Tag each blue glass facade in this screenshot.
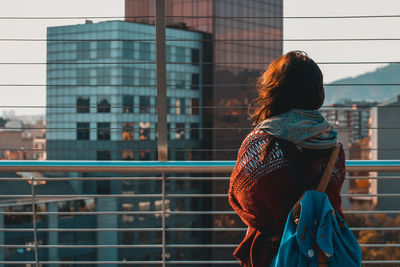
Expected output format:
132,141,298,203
47,20,204,161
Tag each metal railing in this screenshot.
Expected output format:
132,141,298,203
0,160,399,265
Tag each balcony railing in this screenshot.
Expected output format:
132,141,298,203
0,160,399,265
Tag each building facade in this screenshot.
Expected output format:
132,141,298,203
46,20,211,263
369,95,400,211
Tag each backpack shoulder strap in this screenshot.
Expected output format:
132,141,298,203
316,144,341,192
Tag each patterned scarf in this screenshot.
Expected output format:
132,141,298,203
255,109,337,149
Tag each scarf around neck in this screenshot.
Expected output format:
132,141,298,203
255,109,337,149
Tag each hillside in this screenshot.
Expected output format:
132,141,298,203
325,64,400,104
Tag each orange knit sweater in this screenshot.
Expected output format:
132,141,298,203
229,129,345,267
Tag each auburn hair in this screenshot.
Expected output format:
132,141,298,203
249,51,325,160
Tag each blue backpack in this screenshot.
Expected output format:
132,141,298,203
271,143,361,267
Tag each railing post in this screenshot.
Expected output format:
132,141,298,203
156,0,168,161
161,172,166,267
30,176,39,267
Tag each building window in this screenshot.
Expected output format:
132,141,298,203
175,98,185,114
139,96,151,114
77,68,90,85
97,40,111,58
97,98,111,113
190,123,199,140
191,48,200,65
76,97,90,113
122,122,134,141
97,67,111,85
97,150,111,160
191,73,199,90
122,68,134,85
139,42,151,61
122,41,135,59
190,98,199,115
77,41,90,59
77,123,90,140
122,150,134,160
97,123,110,140
139,122,150,140
175,72,186,89
139,150,151,160
167,97,173,114
166,45,173,62
122,95,133,113
175,123,185,140
176,47,186,63
139,69,151,86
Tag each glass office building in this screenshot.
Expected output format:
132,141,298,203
46,20,210,262
47,20,206,162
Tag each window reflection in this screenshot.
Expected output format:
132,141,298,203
190,123,199,140
97,122,111,140
122,95,134,113
175,98,185,114
97,150,111,160
139,150,151,160
122,122,134,141
77,122,90,140
190,98,199,115
175,123,185,140
122,150,134,160
139,122,150,140
97,97,111,113
139,96,151,114
76,97,90,113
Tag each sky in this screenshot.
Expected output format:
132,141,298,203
1,0,400,116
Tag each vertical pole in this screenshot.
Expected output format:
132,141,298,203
156,0,168,161
30,177,39,267
161,172,166,267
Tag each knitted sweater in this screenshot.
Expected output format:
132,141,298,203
228,129,346,267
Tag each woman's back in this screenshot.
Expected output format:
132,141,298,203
229,129,345,266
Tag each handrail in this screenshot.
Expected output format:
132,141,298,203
0,160,400,172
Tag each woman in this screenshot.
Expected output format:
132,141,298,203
228,51,346,266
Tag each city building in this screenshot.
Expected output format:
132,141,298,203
0,119,46,160
369,95,400,211
46,20,211,262
321,100,378,143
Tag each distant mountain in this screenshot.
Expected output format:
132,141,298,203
325,63,400,104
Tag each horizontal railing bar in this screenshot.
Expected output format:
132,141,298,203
0,194,163,198
1,160,400,173
0,177,230,181
1,210,399,216
1,193,400,199
1,227,399,232
1,211,162,215
1,244,398,249
1,176,400,182
0,261,398,265
0,261,163,265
